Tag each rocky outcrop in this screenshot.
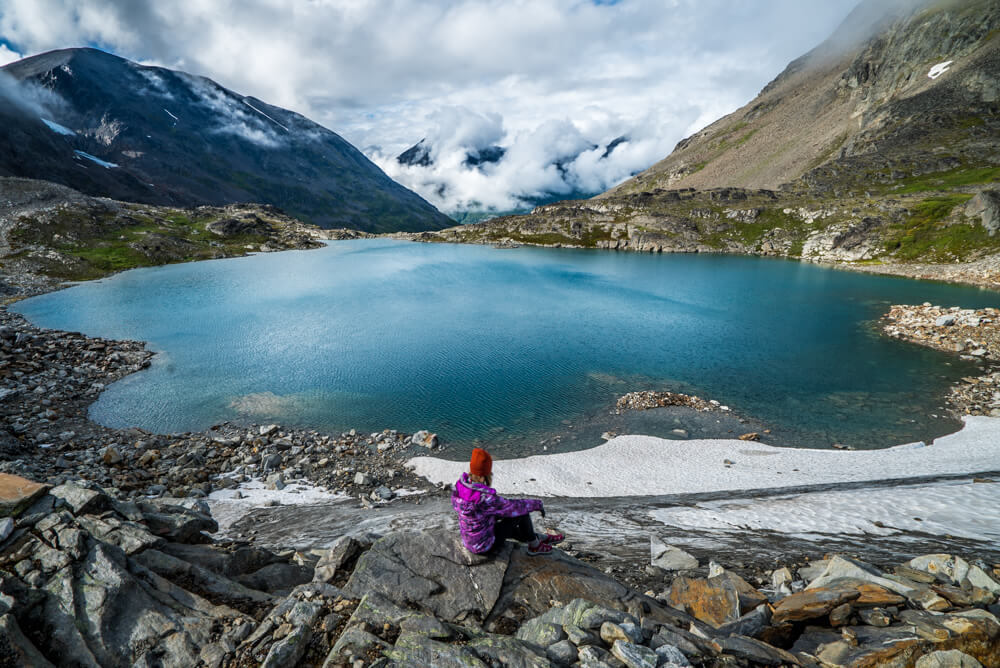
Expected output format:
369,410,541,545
345,527,677,633
0,178,326,291
966,189,1000,236
4,479,1000,666
882,304,1000,416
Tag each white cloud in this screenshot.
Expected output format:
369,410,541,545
0,44,22,66
0,0,865,212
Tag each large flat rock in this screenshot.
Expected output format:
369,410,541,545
0,473,50,517
346,528,512,626
346,527,685,632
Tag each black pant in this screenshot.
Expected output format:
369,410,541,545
493,514,536,545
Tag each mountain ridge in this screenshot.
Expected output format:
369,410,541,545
408,0,1000,279
0,48,452,233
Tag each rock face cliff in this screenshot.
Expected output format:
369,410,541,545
608,0,1000,195
426,0,1000,272
0,48,452,233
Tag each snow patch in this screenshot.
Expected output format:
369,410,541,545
73,150,118,169
242,99,289,132
928,61,953,79
649,478,1000,542
408,416,1000,498
40,118,75,136
207,477,347,533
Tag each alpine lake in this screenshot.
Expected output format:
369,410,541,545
13,239,1000,457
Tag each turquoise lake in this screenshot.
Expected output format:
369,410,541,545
12,239,1000,455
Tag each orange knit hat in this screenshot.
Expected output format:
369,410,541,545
470,448,493,477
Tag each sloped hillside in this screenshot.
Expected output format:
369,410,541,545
0,48,452,233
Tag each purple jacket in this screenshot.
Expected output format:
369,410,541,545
452,472,543,554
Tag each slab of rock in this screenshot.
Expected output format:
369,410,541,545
50,482,110,515
807,555,918,597
326,626,390,665
467,633,550,668
651,537,699,571
0,613,55,667
313,535,365,584
387,631,487,668
772,585,861,624
0,473,50,517
346,528,511,625
667,575,740,627
966,189,1000,236
134,548,274,607
611,639,659,668
487,542,667,631
916,649,984,668
138,500,218,543
716,635,801,667
716,604,771,639
22,540,247,667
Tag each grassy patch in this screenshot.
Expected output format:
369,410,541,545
893,166,1000,194
881,194,995,260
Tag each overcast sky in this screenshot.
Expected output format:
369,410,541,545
0,0,862,213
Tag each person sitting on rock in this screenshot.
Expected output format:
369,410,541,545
452,447,563,556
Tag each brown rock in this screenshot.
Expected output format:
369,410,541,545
714,570,768,614
0,474,50,517
830,602,853,627
772,585,861,624
667,576,740,628
854,582,906,608
739,432,760,441
932,584,994,607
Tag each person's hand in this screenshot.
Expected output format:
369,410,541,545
539,506,546,518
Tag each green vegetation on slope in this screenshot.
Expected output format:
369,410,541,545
880,194,1000,261
9,204,309,281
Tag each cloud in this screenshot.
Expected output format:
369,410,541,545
0,0,866,210
176,72,286,147
0,44,22,66
0,70,65,119
369,106,690,213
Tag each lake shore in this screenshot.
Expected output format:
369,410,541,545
1,242,998,564
5,249,1000,667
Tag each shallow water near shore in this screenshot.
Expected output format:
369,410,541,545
12,239,1000,456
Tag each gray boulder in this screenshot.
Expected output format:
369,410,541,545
966,189,1000,236
137,500,218,543
50,481,109,515
346,528,511,626
387,632,487,668
346,528,674,633
313,535,366,584
916,649,984,668
650,537,699,571
234,562,313,594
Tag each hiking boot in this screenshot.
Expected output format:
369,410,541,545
541,532,565,545
527,542,553,556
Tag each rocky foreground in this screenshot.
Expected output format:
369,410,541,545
1,473,999,667
882,305,1000,417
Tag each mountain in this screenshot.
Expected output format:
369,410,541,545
422,0,1000,267
397,139,506,169
0,48,452,233
608,0,998,196
394,134,629,223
